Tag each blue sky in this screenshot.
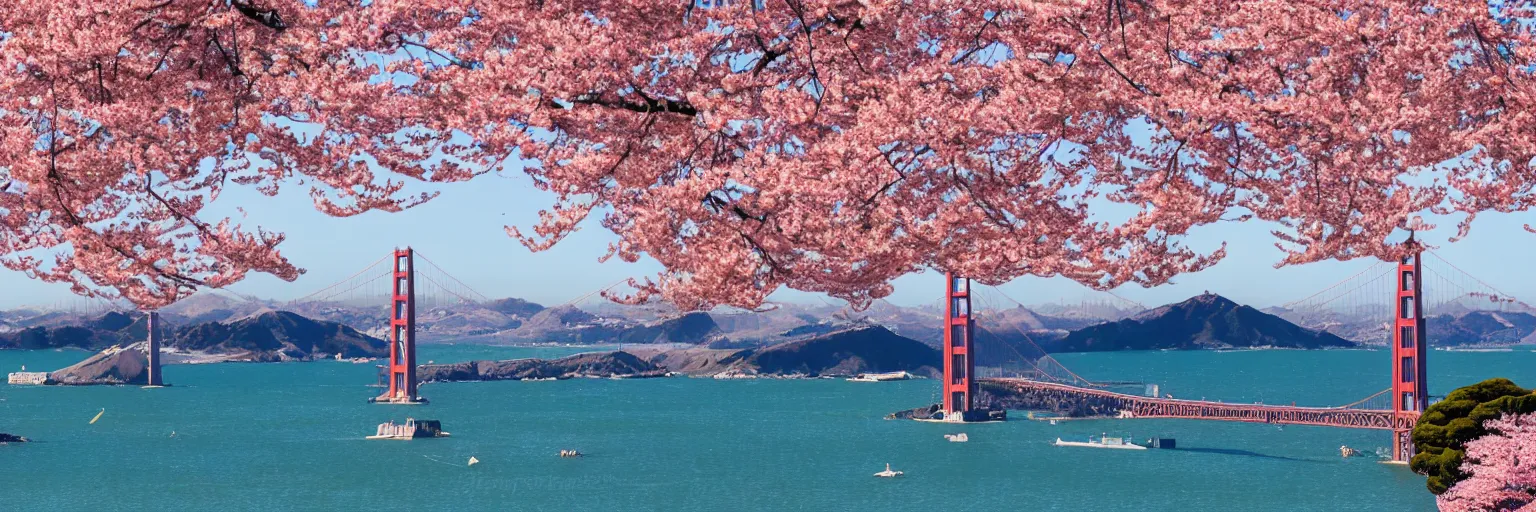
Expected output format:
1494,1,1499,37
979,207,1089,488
1,169,1532,311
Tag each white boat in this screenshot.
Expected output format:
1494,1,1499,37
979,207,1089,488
944,433,968,442
847,371,913,382
874,463,904,477
1053,433,1146,450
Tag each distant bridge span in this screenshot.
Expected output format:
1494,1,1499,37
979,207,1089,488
983,378,1419,431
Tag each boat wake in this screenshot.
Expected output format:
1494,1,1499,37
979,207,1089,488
1175,447,1323,463
421,455,467,468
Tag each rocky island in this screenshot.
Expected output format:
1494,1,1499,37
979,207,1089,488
887,380,1129,421
635,324,941,379
418,351,668,382
49,343,155,385
417,324,943,382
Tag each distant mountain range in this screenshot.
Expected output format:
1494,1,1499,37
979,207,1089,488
1269,299,1536,348
1427,311,1536,347
0,310,385,362
6,286,1533,373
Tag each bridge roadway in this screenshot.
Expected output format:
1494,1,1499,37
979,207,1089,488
983,378,1419,431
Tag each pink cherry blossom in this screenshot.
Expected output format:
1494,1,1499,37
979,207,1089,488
3,1,1535,310
1439,413,1536,512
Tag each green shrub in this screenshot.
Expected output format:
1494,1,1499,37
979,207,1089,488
1411,378,1536,494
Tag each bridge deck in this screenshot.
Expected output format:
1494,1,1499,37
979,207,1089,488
985,378,1418,431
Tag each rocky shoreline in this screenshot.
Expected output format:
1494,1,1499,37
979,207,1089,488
43,340,371,386
48,343,153,385
418,351,670,382
629,325,942,379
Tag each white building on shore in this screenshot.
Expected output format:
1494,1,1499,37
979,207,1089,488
8,371,49,385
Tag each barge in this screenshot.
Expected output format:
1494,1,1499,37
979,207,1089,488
1054,433,1147,450
847,371,913,382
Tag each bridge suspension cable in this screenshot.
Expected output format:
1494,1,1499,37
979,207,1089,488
412,250,493,308
284,255,393,306
1424,251,1534,312
543,277,676,320
1338,389,1394,411
282,249,502,312
967,285,1143,389
1279,260,1391,311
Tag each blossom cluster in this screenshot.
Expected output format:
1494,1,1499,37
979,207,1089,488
1439,413,1536,512
3,1,1534,309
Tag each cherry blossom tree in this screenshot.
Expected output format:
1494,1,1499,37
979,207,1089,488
3,1,1535,310
1438,412,1536,512
0,0,486,306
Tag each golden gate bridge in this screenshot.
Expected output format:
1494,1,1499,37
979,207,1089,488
252,240,1525,464
941,243,1529,464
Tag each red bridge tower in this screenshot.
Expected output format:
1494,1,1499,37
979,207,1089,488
374,247,425,404
1390,239,1428,462
943,273,976,418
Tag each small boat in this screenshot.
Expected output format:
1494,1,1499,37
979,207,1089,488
89,409,105,425
847,371,913,382
366,418,450,440
1053,433,1146,450
1048,419,1057,425
468,457,480,466
559,450,583,458
1340,445,1360,458
874,463,904,478
944,433,968,443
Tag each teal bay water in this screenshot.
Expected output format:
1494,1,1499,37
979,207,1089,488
5,345,1535,511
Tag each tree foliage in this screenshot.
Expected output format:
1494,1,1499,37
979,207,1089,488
1437,412,1536,512
3,1,1536,310
1413,378,1536,495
